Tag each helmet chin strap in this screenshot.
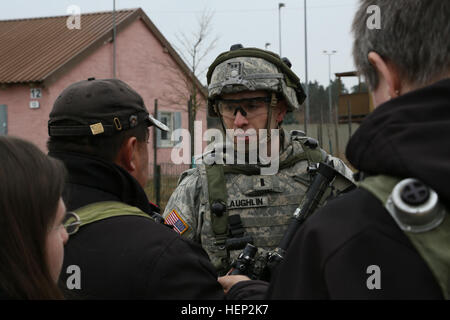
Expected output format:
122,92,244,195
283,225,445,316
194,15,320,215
215,104,228,139
266,92,278,142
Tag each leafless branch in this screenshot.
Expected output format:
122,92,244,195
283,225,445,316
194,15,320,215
148,8,219,120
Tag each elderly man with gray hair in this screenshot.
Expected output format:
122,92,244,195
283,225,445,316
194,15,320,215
221,0,450,299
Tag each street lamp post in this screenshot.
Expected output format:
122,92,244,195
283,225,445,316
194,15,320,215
113,0,117,78
278,3,285,56
304,0,309,135
323,50,337,122
323,50,337,154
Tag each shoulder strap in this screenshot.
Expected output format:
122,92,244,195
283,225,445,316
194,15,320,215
204,165,229,236
74,201,153,229
360,175,450,299
358,175,400,203
204,164,230,270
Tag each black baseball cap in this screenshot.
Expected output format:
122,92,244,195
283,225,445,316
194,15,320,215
48,78,169,137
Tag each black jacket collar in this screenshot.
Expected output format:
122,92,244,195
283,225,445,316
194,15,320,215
347,78,450,203
49,152,158,215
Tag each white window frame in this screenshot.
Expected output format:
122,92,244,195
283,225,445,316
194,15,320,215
159,111,174,147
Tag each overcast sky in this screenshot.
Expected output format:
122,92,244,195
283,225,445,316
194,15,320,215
0,0,361,89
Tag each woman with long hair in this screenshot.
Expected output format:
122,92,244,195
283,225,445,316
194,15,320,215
0,136,69,299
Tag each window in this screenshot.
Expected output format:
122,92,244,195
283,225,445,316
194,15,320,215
159,112,172,145
0,105,7,135
156,111,181,148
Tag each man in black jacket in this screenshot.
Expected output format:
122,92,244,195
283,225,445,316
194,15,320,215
47,78,231,299
265,0,450,299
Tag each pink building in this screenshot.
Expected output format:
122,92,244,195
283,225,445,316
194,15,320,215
0,8,207,166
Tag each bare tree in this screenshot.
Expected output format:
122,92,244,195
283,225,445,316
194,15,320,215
174,8,219,119
152,9,219,121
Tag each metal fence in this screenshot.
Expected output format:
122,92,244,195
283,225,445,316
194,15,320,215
144,163,191,212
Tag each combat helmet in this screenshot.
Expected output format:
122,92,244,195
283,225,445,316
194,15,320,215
206,44,306,118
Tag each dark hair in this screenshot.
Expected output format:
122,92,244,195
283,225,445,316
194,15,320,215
352,0,450,90
47,123,149,162
0,136,67,299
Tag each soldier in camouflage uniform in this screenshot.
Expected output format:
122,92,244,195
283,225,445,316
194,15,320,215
163,45,355,276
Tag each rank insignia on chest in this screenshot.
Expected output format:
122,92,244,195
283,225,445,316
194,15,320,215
164,209,188,235
227,196,268,210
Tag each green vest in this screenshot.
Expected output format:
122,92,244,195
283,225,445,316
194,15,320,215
360,175,450,299
73,201,154,231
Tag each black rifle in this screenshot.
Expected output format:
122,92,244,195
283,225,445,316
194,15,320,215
230,162,338,280
230,243,258,277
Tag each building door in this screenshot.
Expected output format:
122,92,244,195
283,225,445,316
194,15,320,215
0,105,7,135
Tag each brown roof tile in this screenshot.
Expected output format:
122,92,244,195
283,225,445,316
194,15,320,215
0,8,207,99
0,9,137,84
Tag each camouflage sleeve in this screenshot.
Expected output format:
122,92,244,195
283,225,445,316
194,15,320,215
325,155,356,195
327,155,355,184
162,168,203,242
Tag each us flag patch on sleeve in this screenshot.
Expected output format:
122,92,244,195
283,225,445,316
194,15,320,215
164,209,188,235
